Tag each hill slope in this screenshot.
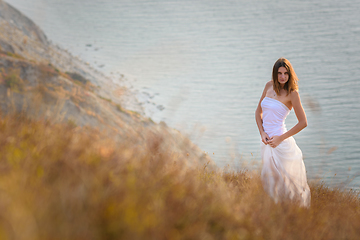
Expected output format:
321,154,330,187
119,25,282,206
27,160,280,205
0,0,212,168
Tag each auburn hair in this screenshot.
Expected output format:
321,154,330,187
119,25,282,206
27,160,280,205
272,58,298,95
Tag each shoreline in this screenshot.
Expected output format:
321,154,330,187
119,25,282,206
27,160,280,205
0,0,215,170
0,0,145,115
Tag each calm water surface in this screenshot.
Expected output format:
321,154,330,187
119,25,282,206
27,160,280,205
6,0,360,188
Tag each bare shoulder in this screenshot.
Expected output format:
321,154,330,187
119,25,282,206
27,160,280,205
290,90,302,105
264,80,273,91
258,81,273,102
265,80,273,88
290,90,300,99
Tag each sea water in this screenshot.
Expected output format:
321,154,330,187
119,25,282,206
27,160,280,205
5,0,360,189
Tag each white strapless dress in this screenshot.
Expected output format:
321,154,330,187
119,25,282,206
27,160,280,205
260,97,311,207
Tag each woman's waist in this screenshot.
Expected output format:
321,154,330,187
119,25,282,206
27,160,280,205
262,124,287,137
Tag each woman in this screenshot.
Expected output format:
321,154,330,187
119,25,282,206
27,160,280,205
255,58,311,207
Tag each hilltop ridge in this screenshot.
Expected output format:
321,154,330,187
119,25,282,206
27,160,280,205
0,0,213,168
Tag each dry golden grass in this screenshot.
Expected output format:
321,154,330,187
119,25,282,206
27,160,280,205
0,114,359,240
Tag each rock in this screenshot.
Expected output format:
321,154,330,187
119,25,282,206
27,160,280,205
0,39,15,53
0,0,48,44
0,0,215,170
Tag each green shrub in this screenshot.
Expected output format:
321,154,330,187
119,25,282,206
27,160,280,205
116,104,124,112
66,72,89,85
6,51,24,59
98,95,112,102
4,69,24,91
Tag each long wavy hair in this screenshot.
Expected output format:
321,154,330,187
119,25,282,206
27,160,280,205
272,58,298,95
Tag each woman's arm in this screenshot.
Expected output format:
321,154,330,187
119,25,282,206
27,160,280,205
255,81,272,145
268,91,307,147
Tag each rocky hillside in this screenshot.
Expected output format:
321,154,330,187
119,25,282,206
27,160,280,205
0,0,139,111
0,0,213,168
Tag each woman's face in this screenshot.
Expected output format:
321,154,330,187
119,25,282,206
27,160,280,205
277,66,289,86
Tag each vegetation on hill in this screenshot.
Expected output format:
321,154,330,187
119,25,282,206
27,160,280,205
0,114,359,240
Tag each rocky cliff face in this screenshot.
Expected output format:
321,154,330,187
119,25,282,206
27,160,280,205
0,0,48,44
0,0,136,110
0,0,213,168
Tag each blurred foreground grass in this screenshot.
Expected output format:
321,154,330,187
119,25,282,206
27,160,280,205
0,114,359,240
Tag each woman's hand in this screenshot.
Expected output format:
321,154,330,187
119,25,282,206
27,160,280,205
268,135,283,148
261,132,270,145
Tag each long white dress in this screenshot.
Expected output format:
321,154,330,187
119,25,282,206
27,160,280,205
260,97,311,207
